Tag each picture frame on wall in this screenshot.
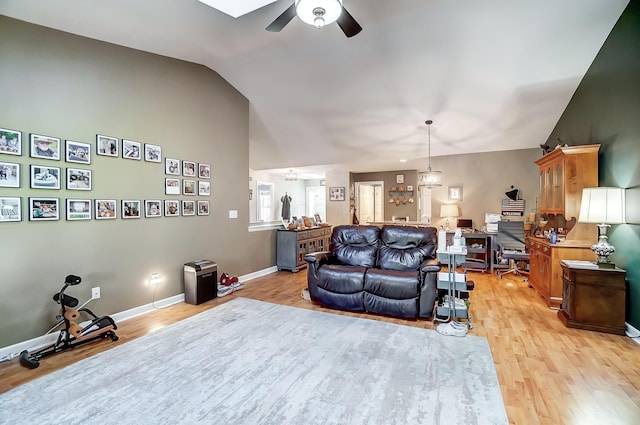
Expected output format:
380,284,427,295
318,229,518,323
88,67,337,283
122,139,142,160
65,140,91,164
66,199,92,221
96,134,119,157
30,134,61,160
95,199,117,219
66,168,92,191
164,200,180,217
183,179,196,195
165,178,181,195
0,197,21,222
30,165,61,190
122,200,141,219
197,200,210,216
0,127,22,156
165,158,181,175
198,163,211,179
198,181,210,196
0,161,20,188
145,200,162,217
329,187,345,201
182,161,196,177
182,200,196,216
144,144,162,163
396,174,404,184
29,197,59,221
448,186,463,201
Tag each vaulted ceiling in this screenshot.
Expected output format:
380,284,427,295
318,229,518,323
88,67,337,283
0,0,629,177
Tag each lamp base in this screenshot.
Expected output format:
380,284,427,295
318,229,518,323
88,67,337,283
591,224,615,267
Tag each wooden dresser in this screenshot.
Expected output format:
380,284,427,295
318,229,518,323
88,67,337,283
528,144,599,308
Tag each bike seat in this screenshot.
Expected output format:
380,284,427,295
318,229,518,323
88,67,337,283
65,275,82,285
53,293,79,307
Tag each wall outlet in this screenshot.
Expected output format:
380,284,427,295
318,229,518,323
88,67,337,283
92,287,101,299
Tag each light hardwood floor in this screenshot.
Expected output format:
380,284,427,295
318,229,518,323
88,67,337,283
1,270,639,424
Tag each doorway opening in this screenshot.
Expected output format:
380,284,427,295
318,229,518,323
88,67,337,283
355,181,384,224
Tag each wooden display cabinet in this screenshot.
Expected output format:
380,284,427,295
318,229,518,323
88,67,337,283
276,227,332,273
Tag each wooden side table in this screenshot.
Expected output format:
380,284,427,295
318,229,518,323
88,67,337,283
558,261,626,335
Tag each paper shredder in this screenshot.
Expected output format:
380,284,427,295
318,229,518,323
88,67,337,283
183,260,217,305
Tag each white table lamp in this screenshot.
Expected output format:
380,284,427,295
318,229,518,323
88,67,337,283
578,187,625,267
440,204,459,231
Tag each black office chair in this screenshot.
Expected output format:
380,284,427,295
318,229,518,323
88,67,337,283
496,221,530,281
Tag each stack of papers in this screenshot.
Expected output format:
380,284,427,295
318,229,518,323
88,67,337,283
561,260,599,269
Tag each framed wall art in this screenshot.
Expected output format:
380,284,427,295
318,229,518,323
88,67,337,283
164,200,180,217
95,199,117,219
182,161,196,177
0,197,21,222
122,139,142,160
198,163,210,179
29,197,59,221
448,186,463,201
182,200,196,216
329,187,345,201
66,168,92,191
165,178,180,195
0,127,22,156
30,165,61,190
396,174,404,184
198,181,210,196
183,179,196,195
96,134,119,157
145,200,162,217
0,161,20,188
66,199,92,221
30,134,61,160
197,200,210,216
144,144,162,162
165,158,181,175
65,140,91,164
122,200,141,219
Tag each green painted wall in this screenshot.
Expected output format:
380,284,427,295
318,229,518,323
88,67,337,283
545,0,640,328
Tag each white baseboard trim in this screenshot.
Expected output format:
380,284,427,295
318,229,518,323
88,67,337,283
626,322,640,344
0,266,278,363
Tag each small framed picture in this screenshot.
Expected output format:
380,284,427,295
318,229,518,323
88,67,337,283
145,200,162,217
66,168,92,191
66,199,92,221
329,187,345,201
95,199,117,219
30,134,61,160
165,178,181,195
144,144,162,162
182,200,196,216
122,200,141,219
396,174,404,184
164,200,180,217
314,213,322,224
65,140,91,164
0,161,20,188
0,128,22,156
0,197,21,222
197,200,210,216
198,163,211,179
29,197,59,221
96,134,119,157
448,186,463,201
183,179,196,195
198,181,210,196
407,185,414,192
182,161,196,177
30,165,61,190
165,158,181,175
122,139,142,160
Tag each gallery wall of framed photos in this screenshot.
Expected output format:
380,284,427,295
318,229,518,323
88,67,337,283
0,127,212,223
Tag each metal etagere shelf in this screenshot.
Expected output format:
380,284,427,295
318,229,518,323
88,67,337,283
435,247,473,327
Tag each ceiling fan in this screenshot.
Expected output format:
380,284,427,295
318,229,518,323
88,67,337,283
266,0,362,37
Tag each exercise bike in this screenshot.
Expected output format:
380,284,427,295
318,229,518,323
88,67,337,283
19,274,119,369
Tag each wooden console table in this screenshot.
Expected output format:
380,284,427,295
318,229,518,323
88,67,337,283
276,226,332,272
558,261,626,335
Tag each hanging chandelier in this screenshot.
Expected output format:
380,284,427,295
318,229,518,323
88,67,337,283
284,169,298,181
417,119,442,188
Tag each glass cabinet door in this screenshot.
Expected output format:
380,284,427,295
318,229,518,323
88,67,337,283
553,162,563,210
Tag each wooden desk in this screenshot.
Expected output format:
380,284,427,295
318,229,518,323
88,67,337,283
558,262,626,335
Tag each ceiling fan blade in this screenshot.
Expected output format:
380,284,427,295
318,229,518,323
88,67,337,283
266,4,297,32
336,7,362,38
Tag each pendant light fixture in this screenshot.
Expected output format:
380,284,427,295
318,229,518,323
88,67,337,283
284,169,298,181
417,119,442,188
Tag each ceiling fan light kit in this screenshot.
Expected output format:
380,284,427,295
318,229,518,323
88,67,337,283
296,0,342,28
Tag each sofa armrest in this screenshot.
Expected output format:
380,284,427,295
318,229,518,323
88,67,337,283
420,257,441,273
419,257,440,318
304,251,335,301
304,251,333,265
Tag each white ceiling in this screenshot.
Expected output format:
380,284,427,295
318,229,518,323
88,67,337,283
0,0,629,177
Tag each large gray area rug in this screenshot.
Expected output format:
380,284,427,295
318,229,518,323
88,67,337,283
0,298,507,424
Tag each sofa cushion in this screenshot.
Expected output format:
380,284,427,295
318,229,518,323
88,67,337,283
364,268,420,318
331,225,380,267
316,264,367,312
378,225,437,271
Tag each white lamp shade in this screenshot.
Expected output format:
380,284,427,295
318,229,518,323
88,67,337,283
418,170,442,188
440,204,459,218
296,0,343,27
578,187,626,224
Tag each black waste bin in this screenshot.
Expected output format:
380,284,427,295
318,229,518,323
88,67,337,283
183,260,217,305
